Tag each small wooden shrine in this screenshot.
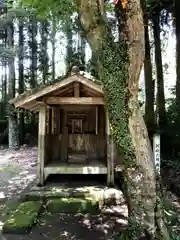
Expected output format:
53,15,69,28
9,67,119,186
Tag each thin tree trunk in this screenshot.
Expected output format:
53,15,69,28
152,13,166,132
51,15,56,81
18,19,24,145
175,0,180,123
90,51,99,78
29,15,37,126
75,0,169,239
77,15,86,71
144,14,154,142
40,20,49,84
65,21,73,73
4,29,7,106
30,15,37,88
7,22,19,149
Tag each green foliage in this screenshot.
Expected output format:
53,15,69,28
162,94,180,158
171,233,180,240
99,38,134,164
21,0,76,21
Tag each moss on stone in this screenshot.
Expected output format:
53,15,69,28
46,197,100,214
3,201,43,234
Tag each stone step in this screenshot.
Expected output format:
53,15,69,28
22,185,124,206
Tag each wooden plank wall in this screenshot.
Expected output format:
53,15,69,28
45,105,109,164
47,134,106,162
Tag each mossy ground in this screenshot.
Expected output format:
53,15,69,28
45,197,100,214
3,201,43,234
2,196,101,234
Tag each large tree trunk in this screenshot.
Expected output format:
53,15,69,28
75,0,169,239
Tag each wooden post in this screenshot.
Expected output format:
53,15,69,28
106,110,115,186
37,105,47,186
61,110,68,162
56,107,60,134
74,82,80,97
51,107,56,134
95,106,98,135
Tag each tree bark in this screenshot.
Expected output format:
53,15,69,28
175,0,180,124
29,14,37,88
143,11,154,142
75,0,169,239
18,19,25,145
40,20,49,84
7,22,19,149
152,13,166,132
51,14,56,82
65,20,73,73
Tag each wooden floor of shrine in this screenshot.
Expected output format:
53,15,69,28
44,160,107,180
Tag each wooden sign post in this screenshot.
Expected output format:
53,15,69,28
153,133,160,174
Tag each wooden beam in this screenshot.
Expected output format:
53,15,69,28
44,97,105,105
74,82,80,97
28,102,50,112
11,74,103,108
81,85,103,96
37,105,46,186
11,75,78,107
78,75,104,94
106,111,115,186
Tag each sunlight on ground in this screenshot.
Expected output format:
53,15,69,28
0,220,4,230
0,147,129,239
0,147,37,235
0,192,5,200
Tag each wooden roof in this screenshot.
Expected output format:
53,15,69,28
9,71,104,112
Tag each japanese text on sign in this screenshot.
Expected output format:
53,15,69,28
153,134,160,174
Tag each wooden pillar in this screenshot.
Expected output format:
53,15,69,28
37,105,47,186
56,107,60,134
95,106,98,135
46,108,51,161
46,108,50,134
51,106,56,134
106,110,115,186
61,110,68,162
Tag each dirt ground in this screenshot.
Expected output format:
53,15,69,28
2,211,128,240
0,146,128,240
1,146,179,239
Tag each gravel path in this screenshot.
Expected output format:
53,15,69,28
0,145,37,237
0,146,37,201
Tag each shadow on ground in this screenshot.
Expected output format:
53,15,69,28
0,147,128,240
3,207,127,240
